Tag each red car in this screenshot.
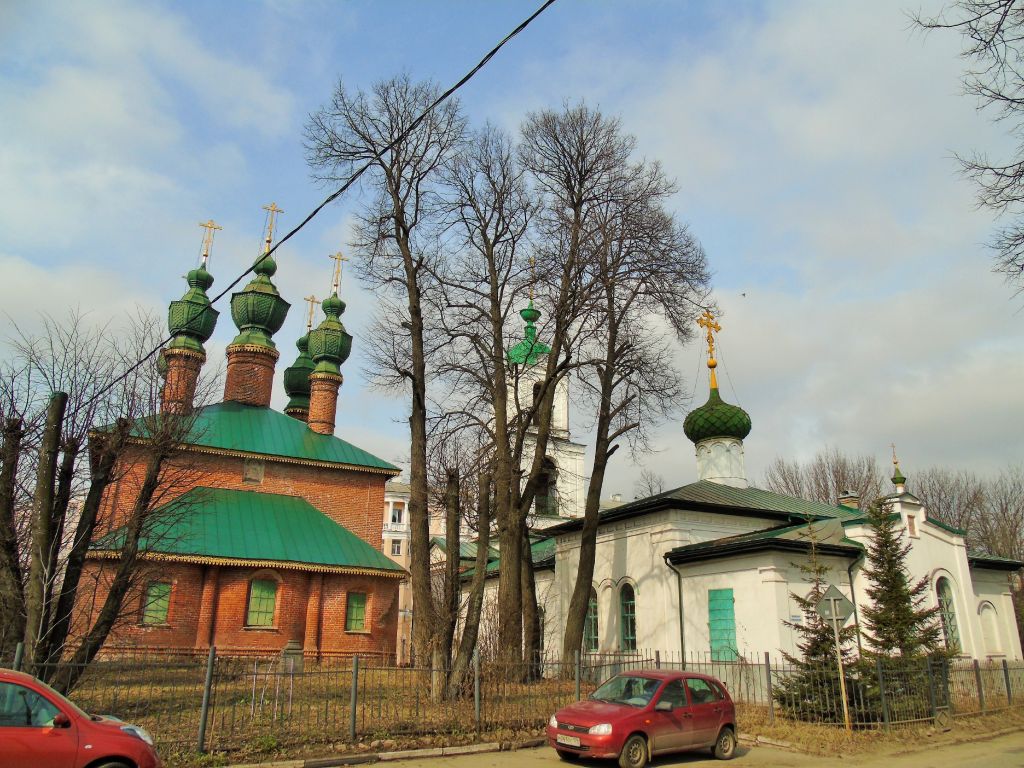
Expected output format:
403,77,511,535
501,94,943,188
0,668,162,768
546,669,737,768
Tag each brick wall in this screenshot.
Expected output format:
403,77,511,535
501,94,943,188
223,345,278,407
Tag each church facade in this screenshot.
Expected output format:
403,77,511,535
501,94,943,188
74,215,404,659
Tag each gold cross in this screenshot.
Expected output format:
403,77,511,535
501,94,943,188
697,310,721,388
304,294,319,331
198,219,222,265
262,202,284,253
891,443,899,466
328,251,348,294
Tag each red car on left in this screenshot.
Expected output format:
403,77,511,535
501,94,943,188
1,668,162,768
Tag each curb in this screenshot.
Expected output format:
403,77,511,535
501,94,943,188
226,738,540,768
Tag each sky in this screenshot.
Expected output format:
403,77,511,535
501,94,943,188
1,0,1021,500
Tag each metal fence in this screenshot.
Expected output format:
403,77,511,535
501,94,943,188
5,645,1024,757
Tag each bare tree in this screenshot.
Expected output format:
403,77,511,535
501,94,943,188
915,1,1024,288
763,448,885,506
914,466,986,539
634,468,666,499
306,75,465,664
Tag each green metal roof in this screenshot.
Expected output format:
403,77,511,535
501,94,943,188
125,401,398,472
666,520,862,565
91,487,404,574
461,536,555,580
431,536,499,563
967,551,1024,570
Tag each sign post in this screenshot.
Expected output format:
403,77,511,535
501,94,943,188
815,584,855,731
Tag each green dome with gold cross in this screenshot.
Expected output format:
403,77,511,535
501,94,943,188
167,219,222,354
229,203,291,349
683,310,752,444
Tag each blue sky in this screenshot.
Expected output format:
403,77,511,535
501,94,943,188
2,0,1022,497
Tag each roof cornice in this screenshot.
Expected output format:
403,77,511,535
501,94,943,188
88,550,407,578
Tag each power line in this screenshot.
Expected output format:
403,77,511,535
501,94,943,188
77,0,559,415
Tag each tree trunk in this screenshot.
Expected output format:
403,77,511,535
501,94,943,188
0,417,26,651
24,391,68,668
441,471,460,668
446,472,491,698
520,526,540,678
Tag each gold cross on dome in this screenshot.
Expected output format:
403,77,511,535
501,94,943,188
198,219,222,265
261,202,284,253
697,310,722,388
304,294,319,331
328,251,348,294
891,443,899,466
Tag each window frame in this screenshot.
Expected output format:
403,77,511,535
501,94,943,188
346,591,367,632
390,539,402,557
619,583,637,652
246,577,279,628
583,587,599,652
936,577,961,653
141,580,172,626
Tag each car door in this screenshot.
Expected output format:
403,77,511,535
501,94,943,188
647,679,693,754
683,677,725,747
0,681,79,768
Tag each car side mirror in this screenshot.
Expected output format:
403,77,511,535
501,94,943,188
654,700,673,712
52,713,71,728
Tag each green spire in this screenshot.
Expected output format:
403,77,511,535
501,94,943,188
683,386,752,444
507,300,551,366
283,333,314,412
167,262,219,355
307,292,352,376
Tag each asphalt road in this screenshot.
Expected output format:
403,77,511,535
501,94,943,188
384,730,1024,768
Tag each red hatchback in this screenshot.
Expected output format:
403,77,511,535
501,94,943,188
0,668,162,768
546,669,737,768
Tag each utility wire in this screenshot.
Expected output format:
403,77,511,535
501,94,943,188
77,0,559,416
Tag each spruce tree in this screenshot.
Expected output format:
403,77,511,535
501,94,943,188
775,520,856,722
860,501,943,657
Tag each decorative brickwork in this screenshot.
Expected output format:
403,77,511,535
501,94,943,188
224,344,279,407
308,372,342,436
161,348,205,414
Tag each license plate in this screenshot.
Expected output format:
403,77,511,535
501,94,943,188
557,734,581,747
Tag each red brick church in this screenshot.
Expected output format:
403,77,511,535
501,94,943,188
73,217,403,658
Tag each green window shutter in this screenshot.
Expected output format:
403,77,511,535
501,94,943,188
619,584,636,652
708,588,738,661
584,588,599,652
142,582,171,625
346,592,367,631
247,579,277,627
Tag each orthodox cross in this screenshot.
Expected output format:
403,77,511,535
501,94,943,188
198,219,222,266
329,251,348,294
261,202,284,253
304,294,319,331
697,309,721,388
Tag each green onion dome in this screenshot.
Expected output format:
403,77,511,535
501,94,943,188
892,463,906,487
167,264,219,354
283,333,314,411
507,300,551,366
229,253,290,349
307,292,352,376
683,387,752,444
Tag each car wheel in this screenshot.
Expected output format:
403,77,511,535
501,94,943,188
618,733,648,768
713,726,737,760
94,763,132,768
556,749,579,762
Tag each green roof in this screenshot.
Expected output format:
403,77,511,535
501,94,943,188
507,302,550,366
462,536,555,580
968,551,1024,571
544,480,858,535
125,401,398,472
91,487,403,574
667,520,863,565
431,536,498,563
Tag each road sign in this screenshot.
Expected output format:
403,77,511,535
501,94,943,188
815,584,854,624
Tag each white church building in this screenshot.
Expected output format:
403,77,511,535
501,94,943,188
489,310,1023,662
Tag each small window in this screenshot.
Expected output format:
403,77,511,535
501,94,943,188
246,579,277,627
584,587,599,652
907,515,917,537
391,503,405,525
142,581,171,625
685,677,723,705
620,583,637,652
391,539,402,557
346,592,367,632
0,683,61,727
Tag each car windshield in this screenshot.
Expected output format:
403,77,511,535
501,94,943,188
590,675,661,707
27,677,90,720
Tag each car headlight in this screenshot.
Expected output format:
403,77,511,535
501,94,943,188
120,725,155,746
549,714,558,728
589,723,612,735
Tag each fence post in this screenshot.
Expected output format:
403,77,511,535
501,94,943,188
655,650,661,670
764,652,775,725
926,658,938,720
875,657,890,731
196,645,216,753
473,650,481,731
349,655,359,742
574,650,581,702
1003,659,1012,706
12,641,24,672
974,660,986,713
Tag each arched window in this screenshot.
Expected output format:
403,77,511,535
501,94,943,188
937,577,960,653
247,577,278,627
979,602,1000,655
620,583,637,652
536,456,559,517
584,587,599,652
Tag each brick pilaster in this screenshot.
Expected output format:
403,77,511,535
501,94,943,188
308,372,342,435
304,573,323,655
224,344,279,407
194,566,220,649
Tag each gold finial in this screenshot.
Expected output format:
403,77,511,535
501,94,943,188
304,294,319,331
328,251,348,294
198,219,222,266
891,443,898,466
528,254,536,301
261,202,284,254
696,309,722,389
